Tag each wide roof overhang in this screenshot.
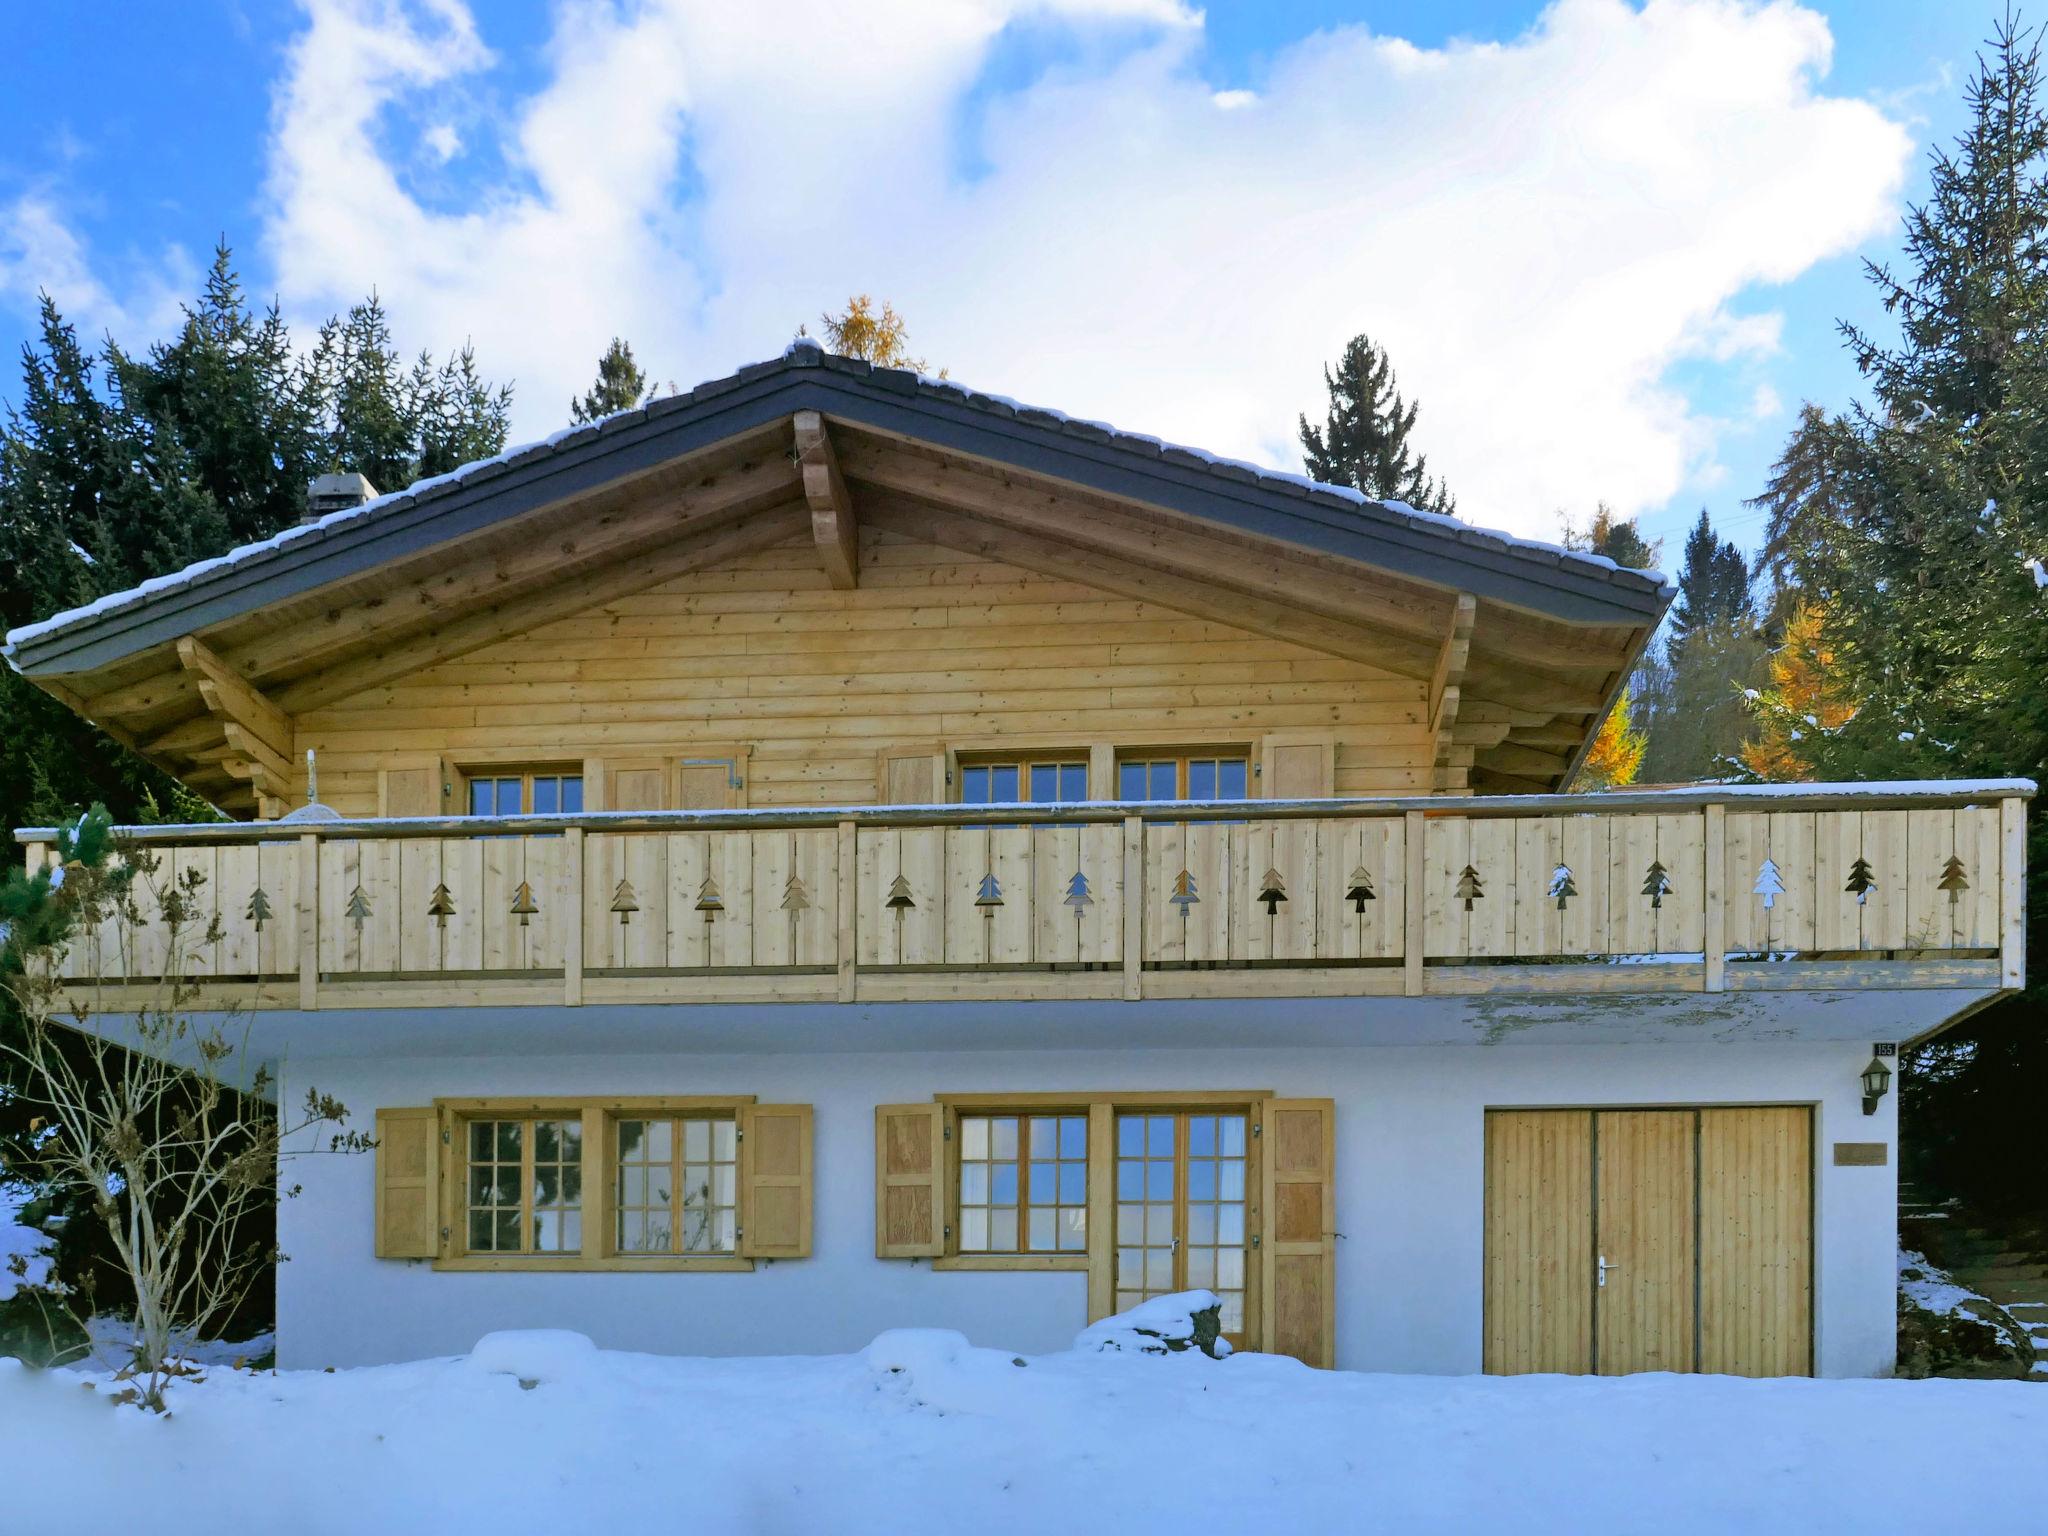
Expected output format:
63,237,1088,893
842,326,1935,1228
5,342,1673,808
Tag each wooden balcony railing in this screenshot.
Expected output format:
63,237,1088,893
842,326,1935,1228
17,781,2029,1010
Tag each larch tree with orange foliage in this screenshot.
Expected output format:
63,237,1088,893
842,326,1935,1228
1740,600,1856,781
1578,686,1648,788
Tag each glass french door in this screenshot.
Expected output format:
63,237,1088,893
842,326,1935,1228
1113,1110,1251,1341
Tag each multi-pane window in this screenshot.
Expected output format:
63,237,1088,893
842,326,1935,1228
957,1113,1088,1253
614,1115,739,1255
466,769,584,816
1117,754,1249,802
959,759,1089,806
1114,1110,1250,1338
464,1117,583,1254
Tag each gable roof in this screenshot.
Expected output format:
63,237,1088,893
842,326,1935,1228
4,340,1673,809
5,339,1667,677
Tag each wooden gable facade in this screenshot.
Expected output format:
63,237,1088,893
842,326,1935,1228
6,343,1669,819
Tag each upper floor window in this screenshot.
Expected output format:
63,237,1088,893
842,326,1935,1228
958,757,1088,806
466,767,584,817
1117,752,1248,802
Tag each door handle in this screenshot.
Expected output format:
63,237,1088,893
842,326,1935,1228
1598,1255,1618,1288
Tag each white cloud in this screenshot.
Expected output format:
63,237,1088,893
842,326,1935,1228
0,193,194,346
47,0,1922,536
421,123,462,165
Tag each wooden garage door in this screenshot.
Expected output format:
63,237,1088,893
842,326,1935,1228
1484,1107,1811,1377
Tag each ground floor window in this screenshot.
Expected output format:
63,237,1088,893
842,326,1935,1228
464,1115,584,1254
956,1112,1088,1254
614,1114,739,1255
878,1092,1322,1357
390,1097,810,1271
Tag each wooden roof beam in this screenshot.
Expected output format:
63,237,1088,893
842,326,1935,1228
794,411,858,590
177,636,292,764
1429,594,1476,768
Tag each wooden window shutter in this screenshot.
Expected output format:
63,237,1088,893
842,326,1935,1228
377,757,447,818
604,758,671,812
677,760,742,810
1260,1098,1336,1367
875,1102,946,1256
374,1106,442,1258
876,746,946,805
737,1103,812,1260
1260,735,1335,800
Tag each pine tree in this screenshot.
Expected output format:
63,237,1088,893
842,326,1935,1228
1299,333,1454,514
570,338,652,424
1668,510,1754,661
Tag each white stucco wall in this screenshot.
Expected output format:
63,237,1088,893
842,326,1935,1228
275,1036,1898,1376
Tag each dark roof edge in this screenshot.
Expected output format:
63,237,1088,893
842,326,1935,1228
6,341,1673,679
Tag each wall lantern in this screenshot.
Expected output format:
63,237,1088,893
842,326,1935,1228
1860,1055,1893,1116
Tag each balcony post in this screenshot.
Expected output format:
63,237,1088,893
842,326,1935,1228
2003,795,2027,989
1403,810,1426,995
1703,803,1726,993
564,826,584,1006
297,832,319,1011
1122,815,1143,1001
837,819,857,1003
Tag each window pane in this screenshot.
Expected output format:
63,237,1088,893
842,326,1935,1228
990,1118,1018,1160
990,764,1019,802
561,777,584,813
1059,1116,1087,1159
961,766,992,805
1218,760,1247,799
1189,759,1217,801
1058,764,1088,802
496,1121,521,1161
990,1208,1019,1251
1028,763,1059,803
1028,1208,1055,1251
962,1117,988,1159
532,777,559,816
962,1207,988,1251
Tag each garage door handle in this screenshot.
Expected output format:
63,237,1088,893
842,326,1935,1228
1598,1255,1619,1288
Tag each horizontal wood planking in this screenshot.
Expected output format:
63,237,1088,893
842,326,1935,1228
295,530,1437,815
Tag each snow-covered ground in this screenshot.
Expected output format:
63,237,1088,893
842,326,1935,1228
3,1313,2045,1535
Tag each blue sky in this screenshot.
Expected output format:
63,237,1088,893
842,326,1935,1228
0,1,1996,562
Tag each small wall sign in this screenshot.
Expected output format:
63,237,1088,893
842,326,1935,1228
1833,1142,1889,1167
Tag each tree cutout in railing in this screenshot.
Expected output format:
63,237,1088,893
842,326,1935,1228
1455,865,1484,913
975,872,1004,908
1844,857,1877,907
345,884,372,935
1345,866,1375,914
509,881,539,927
1063,870,1093,957
781,873,811,913
695,875,725,921
1170,869,1200,919
1548,864,1576,912
245,887,272,932
1754,858,1785,910
1938,855,1969,906
1641,860,1671,910
610,878,639,925
1258,868,1288,917
428,883,457,929
884,874,916,910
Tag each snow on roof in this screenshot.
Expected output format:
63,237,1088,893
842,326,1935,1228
4,338,1670,657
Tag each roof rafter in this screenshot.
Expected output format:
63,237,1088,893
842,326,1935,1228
794,410,858,590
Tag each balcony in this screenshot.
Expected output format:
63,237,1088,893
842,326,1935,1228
19,781,2028,1019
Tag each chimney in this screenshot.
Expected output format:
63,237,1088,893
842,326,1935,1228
305,471,380,524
